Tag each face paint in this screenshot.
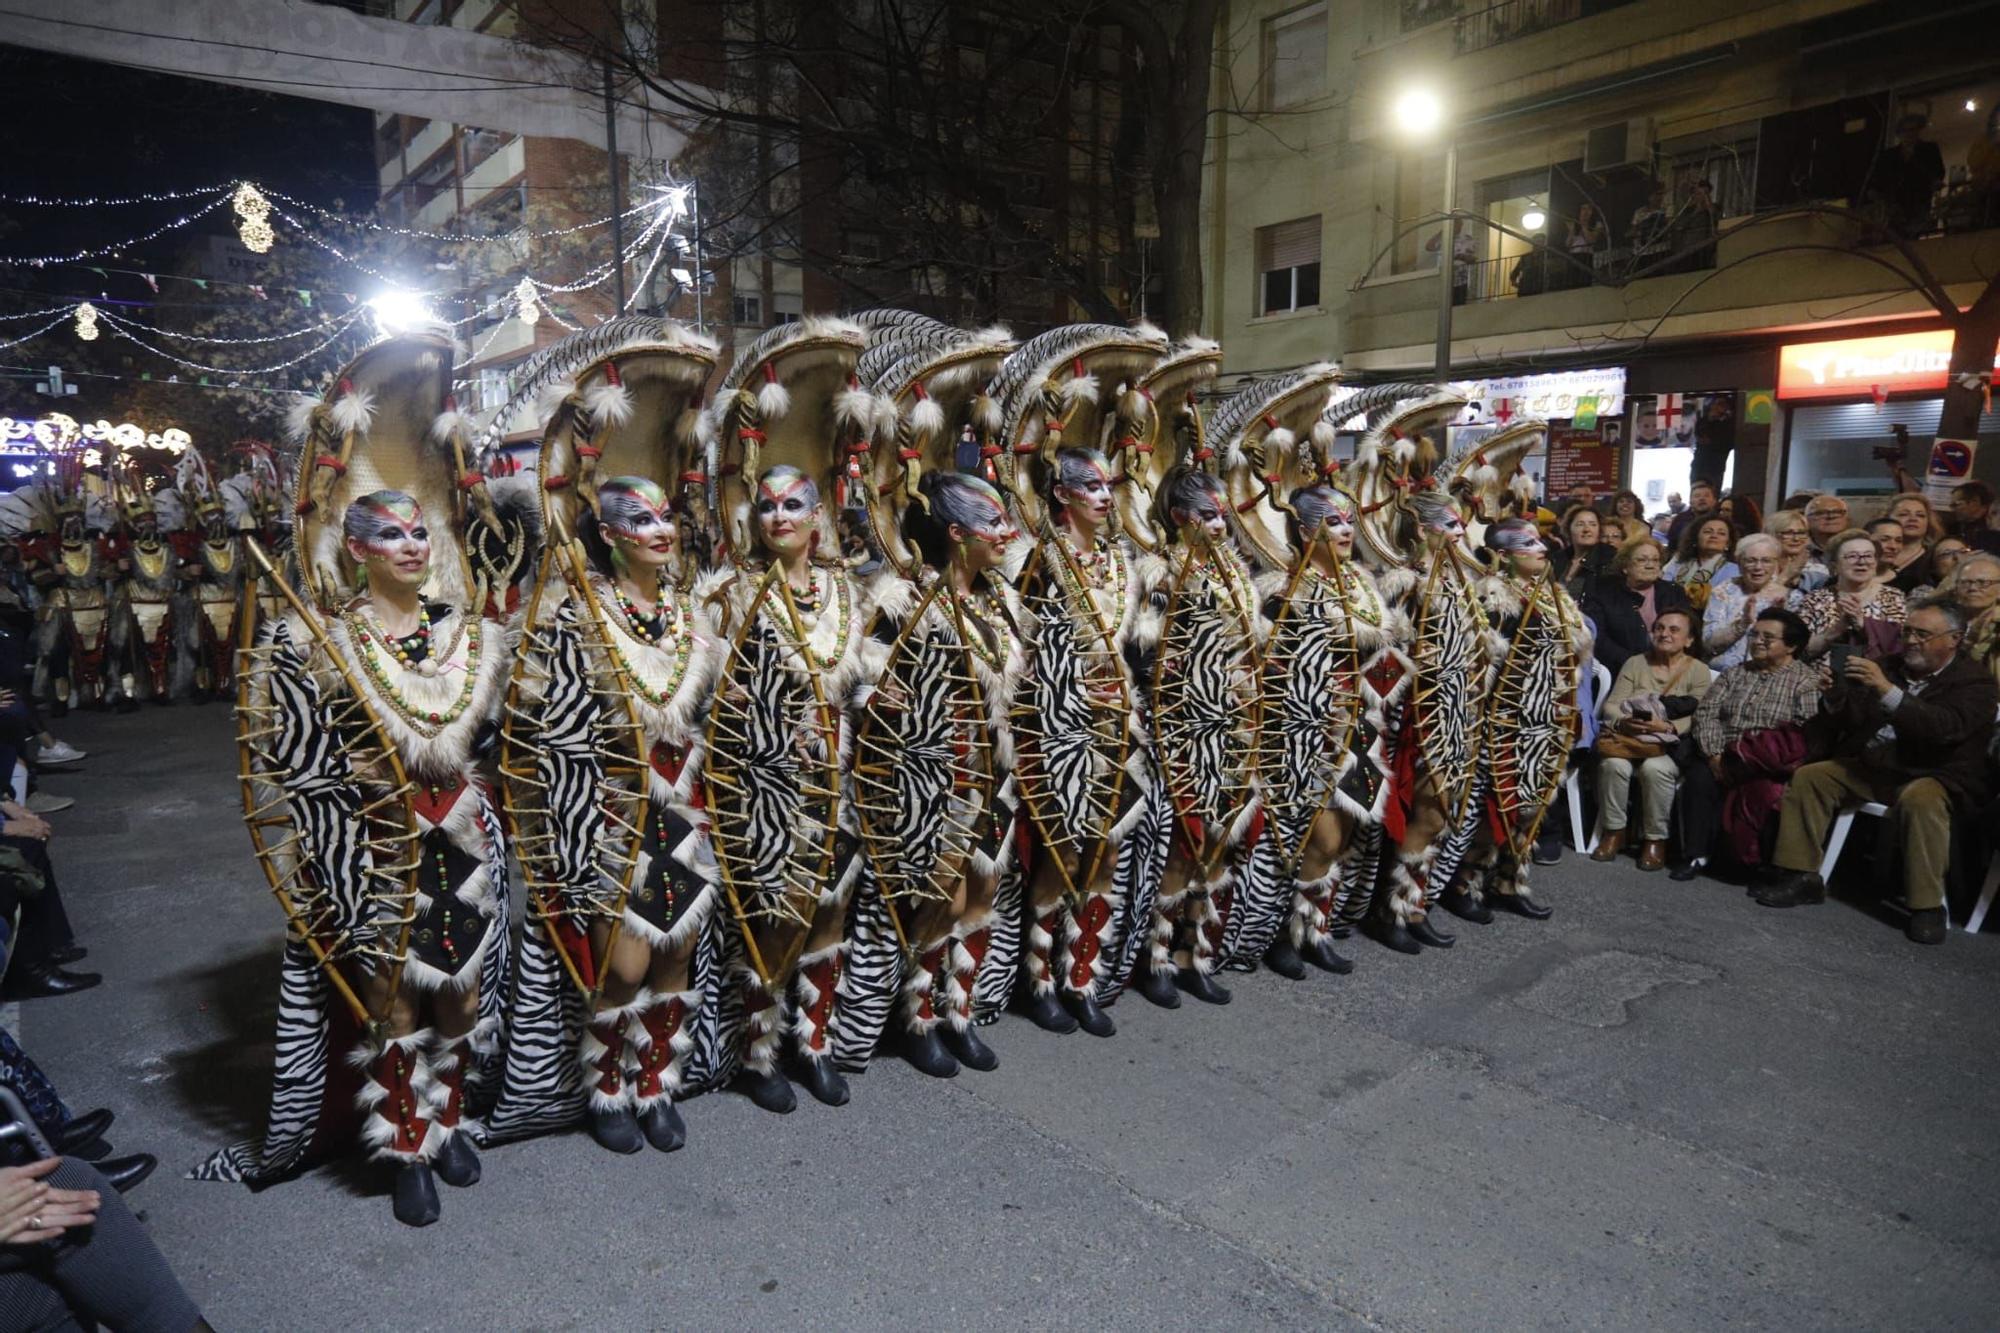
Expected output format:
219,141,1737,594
344,493,431,587
1053,452,1113,526
755,469,820,555
1170,476,1229,543
599,478,677,568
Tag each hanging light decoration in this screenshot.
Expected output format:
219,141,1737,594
512,276,541,328
74,302,99,342
233,182,275,254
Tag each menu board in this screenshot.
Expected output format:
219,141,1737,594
1543,422,1623,497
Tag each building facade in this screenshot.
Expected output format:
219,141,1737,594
1206,0,2000,510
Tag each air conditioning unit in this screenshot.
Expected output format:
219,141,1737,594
1584,118,1655,174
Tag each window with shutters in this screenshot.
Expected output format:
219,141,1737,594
1262,4,1328,112
1256,216,1322,315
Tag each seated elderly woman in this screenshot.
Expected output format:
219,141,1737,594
1670,607,1823,879
1766,509,1828,593
1582,536,1694,679
1701,533,1790,671
1953,552,2000,684
1793,528,1908,658
1591,608,1713,872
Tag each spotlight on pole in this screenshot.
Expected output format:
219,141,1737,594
1392,87,1445,138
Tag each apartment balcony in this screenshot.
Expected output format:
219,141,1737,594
1341,212,2000,372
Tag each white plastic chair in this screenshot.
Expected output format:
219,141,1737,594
1817,799,1970,931
1565,660,1614,854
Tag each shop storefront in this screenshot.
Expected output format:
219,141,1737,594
1776,329,2000,508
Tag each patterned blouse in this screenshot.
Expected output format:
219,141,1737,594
1792,584,1907,648
1701,578,1792,671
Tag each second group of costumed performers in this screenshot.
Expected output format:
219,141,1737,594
199,314,1586,1228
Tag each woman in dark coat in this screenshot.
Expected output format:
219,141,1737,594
1581,536,1692,678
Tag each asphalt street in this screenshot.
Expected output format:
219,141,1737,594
15,704,2000,1330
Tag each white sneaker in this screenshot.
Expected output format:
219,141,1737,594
25,792,74,814
37,741,85,766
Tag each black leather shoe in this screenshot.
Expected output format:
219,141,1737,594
1022,990,1079,1035
56,1108,113,1153
3,966,102,999
1407,917,1455,949
940,1023,999,1072
902,1026,960,1078
434,1132,480,1187
1754,871,1826,909
586,1105,644,1154
1300,936,1354,975
1531,835,1563,866
97,1152,157,1194
1062,990,1116,1038
72,1138,112,1162
1133,964,1181,1009
391,1161,440,1227
737,1066,796,1114
1360,915,1422,955
1906,907,1947,945
793,1055,849,1106
639,1099,687,1151
1263,936,1308,979
49,944,87,967
1177,966,1233,1004
1668,861,1702,882
1438,891,1493,925
1492,893,1554,921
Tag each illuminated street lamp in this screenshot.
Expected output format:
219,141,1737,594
367,289,434,335
1394,85,1455,380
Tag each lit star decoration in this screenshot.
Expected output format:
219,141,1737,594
233,182,276,254
73,302,99,342
513,277,541,327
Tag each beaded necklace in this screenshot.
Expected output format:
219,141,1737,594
1303,561,1383,627
603,574,695,707
766,564,853,670
1052,529,1128,637
950,583,1013,671
346,602,481,736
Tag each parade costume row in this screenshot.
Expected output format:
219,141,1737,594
194,315,1588,1227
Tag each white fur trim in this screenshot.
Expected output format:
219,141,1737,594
834,383,875,431
756,377,791,421
584,381,635,428
330,389,376,436
1059,372,1099,405
910,394,946,441
430,406,473,446
284,396,320,445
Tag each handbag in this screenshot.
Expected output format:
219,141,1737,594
1594,729,1670,761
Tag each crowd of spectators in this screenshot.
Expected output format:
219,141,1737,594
1543,476,2000,945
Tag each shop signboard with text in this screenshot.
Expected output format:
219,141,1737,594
1777,331,2000,401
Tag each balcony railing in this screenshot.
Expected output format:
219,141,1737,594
1453,0,1640,54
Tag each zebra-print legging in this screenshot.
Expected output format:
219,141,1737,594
0,1158,203,1332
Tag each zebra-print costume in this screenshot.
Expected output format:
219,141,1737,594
834,573,1026,1068
195,608,515,1182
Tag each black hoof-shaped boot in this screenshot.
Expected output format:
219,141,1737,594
1263,936,1308,979
1360,915,1422,955
586,1105,644,1154
941,1023,999,1072
1300,937,1355,976
1063,990,1116,1038
434,1132,481,1187
1492,893,1553,921
902,1026,961,1079
1022,990,1079,1035
1438,891,1494,925
1133,964,1182,1009
794,1056,850,1107
1407,917,1455,949
1177,966,1233,1004
639,1100,687,1152
391,1162,441,1228
737,1067,797,1114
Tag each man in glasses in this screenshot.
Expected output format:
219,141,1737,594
1803,494,1850,563
1948,482,2000,554
1670,608,1822,881
1757,601,1998,943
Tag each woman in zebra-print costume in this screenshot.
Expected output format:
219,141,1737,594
1012,446,1167,1040
1244,481,1410,978
1137,468,1266,1008
514,477,729,1155
202,491,514,1228
1430,517,1589,923
708,465,877,1113
853,470,1026,1077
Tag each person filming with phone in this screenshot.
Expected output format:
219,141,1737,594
1755,600,1998,945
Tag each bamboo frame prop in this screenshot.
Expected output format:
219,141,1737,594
701,563,846,987
1008,530,1134,914
852,580,997,963
1409,545,1485,829
233,535,422,1040
1482,572,1582,862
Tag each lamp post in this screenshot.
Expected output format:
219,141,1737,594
1393,87,1455,382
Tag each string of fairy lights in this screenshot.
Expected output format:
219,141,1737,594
0,174,701,400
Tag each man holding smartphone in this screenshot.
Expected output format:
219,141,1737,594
1757,601,1998,943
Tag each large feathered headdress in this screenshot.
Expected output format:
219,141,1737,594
1206,362,1344,571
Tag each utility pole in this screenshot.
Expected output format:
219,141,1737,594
604,59,626,310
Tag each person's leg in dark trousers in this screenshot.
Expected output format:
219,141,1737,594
0,1158,204,1332
2,840,79,984
0,1027,73,1138
1672,756,1723,872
